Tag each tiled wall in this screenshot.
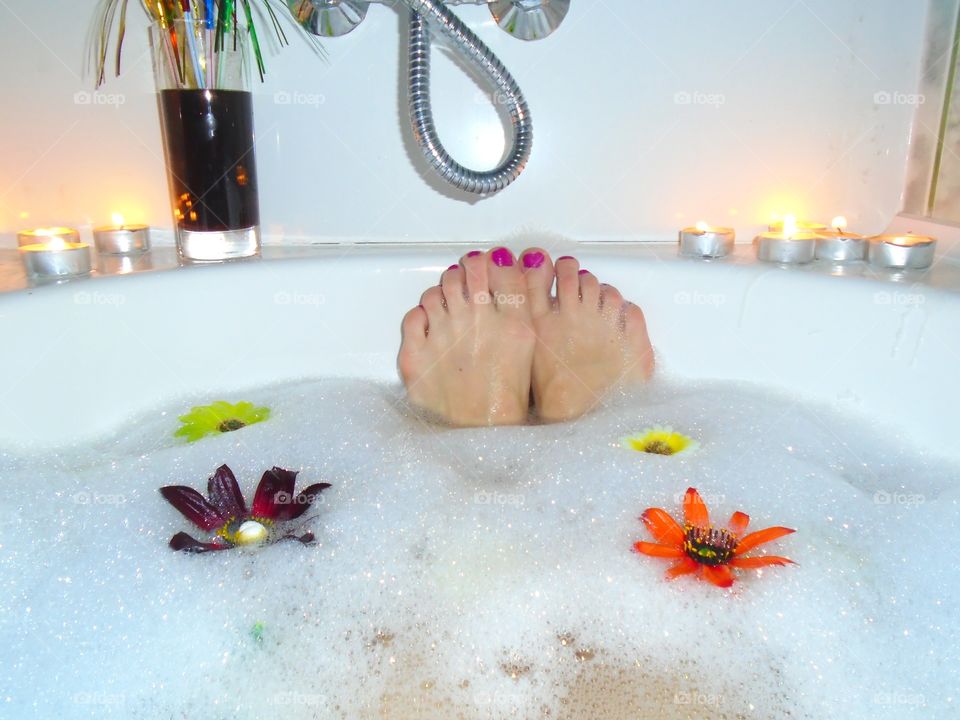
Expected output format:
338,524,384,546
0,1,932,242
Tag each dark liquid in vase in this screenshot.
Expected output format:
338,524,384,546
159,89,259,232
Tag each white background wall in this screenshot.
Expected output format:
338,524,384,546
0,1,932,242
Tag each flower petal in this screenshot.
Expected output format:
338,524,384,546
683,487,710,528
641,507,685,547
633,541,684,558
274,483,331,521
701,564,735,588
252,467,298,519
160,486,225,531
169,531,231,553
727,511,750,537
207,465,247,519
665,556,698,579
729,555,795,569
734,526,795,556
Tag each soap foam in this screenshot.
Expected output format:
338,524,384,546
0,377,956,719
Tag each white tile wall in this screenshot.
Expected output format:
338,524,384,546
0,0,932,242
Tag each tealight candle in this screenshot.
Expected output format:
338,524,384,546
868,232,937,270
93,214,151,255
815,216,867,262
17,226,80,247
768,218,828,234
19,231,92,281
678,221,735,258
755,215,817,264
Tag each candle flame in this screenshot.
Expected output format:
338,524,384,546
831,216,848,231
782,214,798,239
111,213,126,228
695,221,710,233
47,237,67,252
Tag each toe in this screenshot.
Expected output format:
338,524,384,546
624,302,655,378
578,269,601,308
441,264,467,306
487,247,527,313
419,285,447,326
461,250,490,305
520,247,554,318
397,305,428,380
555,256,581,310
599,283,625,316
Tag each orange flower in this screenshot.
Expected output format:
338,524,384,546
633,487,796,588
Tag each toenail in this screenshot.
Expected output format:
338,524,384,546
491,247,515,267
467,250,483,257
522,251,545,269
447,264,459,270
578,269,589,275
557,255,575,261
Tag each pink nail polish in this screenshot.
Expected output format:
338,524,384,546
467,250,482,257
447,264,459,270
522,251,545,269
578,269,589,275
557,255,575,261
491,247,514,267
418,304,425,310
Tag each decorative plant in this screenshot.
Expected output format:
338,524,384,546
175,400,271,442
621,426,698,456
160,464,329,552
633,487,796,588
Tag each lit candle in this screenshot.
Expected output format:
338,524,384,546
93,214,151,255
767,218,828,234
867,232,937,270
678,221,736,258
755,215,817,264
815,216,867,262
18,229,92,281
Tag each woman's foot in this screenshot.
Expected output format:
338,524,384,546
521,249,654,423
398,248,536,426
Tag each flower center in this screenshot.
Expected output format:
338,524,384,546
234,520,269,546
218,418,246,433
643,440,674,455
683,524,737,566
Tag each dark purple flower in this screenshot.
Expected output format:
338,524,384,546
160,464,329,553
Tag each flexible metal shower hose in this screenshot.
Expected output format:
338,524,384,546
404,0,532,194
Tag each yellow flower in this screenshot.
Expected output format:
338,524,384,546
621,426,698,456
175,401,271,443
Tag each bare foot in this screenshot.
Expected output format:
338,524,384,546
521,249,654,423
398,248,536,426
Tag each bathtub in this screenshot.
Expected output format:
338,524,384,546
0,244,957,457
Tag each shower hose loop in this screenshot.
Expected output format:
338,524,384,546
404,0,533,195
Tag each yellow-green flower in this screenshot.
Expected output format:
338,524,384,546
175,401,271,443
621,426,698,456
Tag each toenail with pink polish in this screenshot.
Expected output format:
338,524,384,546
558,255,575,261
467,250,482,257
448,264,459,270
522,251,545,269
578,269,589,275
491,247,514,267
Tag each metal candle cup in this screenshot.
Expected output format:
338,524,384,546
678,223,735,258
755,230,818,264
93,223,151,255
867,234,937,270
815,230,867,262
19,238,92,281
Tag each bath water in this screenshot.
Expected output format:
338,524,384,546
0,377,955,719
